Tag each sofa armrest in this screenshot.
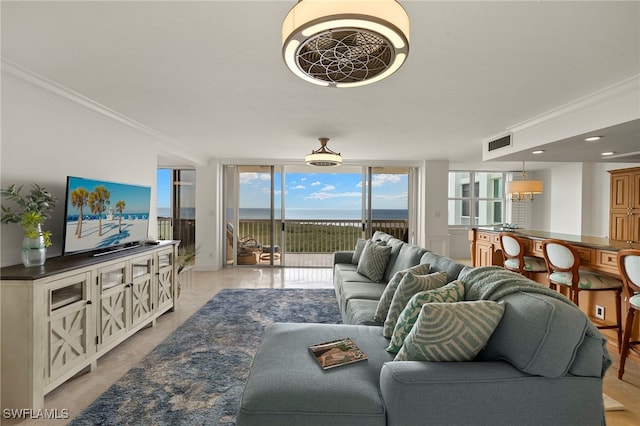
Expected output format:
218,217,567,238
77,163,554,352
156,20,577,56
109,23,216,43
333,251,354,265
380,361,604,426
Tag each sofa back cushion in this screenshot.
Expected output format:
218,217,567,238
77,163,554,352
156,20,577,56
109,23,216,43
381,238,406,282
420,252,467,283
477,292,589,378
384,243,427,283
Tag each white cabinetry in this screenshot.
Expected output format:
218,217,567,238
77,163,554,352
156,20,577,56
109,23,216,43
1,241,179,411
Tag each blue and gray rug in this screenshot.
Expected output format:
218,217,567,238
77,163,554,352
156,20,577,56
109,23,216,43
70,288,342,425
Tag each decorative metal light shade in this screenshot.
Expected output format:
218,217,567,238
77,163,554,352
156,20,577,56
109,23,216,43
305,137,342,166
282,0,410,88
507,162,543,201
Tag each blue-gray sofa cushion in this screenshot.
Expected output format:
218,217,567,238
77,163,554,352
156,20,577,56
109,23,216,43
384,243,427,282
477,292,588,378
237,323,392,426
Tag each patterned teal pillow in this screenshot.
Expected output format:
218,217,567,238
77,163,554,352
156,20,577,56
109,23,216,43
356,240,392,283
386,280,464,353
373,263,431,322
382,271,447,338
394,300,505,362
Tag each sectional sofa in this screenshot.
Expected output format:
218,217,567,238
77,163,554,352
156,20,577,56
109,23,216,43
237,231,611,426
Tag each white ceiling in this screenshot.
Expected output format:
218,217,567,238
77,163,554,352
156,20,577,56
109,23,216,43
2,1,639,169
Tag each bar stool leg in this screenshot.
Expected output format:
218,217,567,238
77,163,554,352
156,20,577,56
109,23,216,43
615,289,622,352
618,307,636,380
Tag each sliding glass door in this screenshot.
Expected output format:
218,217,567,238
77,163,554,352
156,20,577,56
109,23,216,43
224,165,412,267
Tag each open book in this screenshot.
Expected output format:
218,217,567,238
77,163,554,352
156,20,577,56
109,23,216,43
308,338,368,370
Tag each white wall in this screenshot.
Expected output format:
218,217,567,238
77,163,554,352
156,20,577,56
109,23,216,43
1,71,162,267
417,160,450,255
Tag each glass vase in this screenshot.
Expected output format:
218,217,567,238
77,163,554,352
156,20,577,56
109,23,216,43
22,224,47,267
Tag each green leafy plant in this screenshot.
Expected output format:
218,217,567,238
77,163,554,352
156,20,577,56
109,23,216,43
1,183,57,247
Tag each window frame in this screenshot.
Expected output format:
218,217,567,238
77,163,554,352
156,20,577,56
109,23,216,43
448,171,506,227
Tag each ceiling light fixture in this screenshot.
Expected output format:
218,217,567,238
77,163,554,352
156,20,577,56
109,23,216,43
585,136,602,142
601,151,615,156
305,137,342,167
282,0,410,88
532,150,545,154
506,161,543,202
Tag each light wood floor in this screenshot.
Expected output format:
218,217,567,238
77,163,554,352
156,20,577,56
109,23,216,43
8,267,639,425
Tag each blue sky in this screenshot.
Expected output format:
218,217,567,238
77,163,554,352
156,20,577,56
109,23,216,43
158,169,408,211
67,176,151,213
239,172,408,210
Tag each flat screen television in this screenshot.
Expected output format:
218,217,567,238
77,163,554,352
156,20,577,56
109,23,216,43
62,176,152,256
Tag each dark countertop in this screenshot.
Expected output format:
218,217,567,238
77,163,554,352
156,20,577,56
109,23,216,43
473,227,640,251
1,240,180,281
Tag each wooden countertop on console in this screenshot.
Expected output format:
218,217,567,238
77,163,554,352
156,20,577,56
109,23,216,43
472,227,640,252
1,240,180,281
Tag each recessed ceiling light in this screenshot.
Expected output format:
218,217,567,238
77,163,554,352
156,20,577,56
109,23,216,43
585,136,602,142
532,150,545,154
601,151,615,156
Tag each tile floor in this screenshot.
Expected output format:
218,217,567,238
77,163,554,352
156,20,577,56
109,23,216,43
5,266,639,425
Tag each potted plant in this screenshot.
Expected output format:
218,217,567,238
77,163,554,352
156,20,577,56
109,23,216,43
1,183,57,267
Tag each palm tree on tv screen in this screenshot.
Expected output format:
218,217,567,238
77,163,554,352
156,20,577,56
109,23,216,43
71,187,89,238
115,200,126,233
88,186,111,237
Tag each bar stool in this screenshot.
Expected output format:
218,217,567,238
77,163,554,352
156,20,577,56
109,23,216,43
542,239,623,349
499,232,547,278
617,249,640,380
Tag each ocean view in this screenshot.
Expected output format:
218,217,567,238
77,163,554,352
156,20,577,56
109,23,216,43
157,208,408,221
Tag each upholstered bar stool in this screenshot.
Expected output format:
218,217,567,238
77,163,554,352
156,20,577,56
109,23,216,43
499,232,547,278
617,249,640,380
542,239,623,350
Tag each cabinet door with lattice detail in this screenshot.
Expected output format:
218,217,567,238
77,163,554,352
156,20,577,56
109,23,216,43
156,248,175,312
47,272,92,383
130,255,154,328
97,262,128,350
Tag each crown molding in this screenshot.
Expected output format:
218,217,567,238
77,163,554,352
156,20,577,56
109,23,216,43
507,74,640,134
1,57,209,166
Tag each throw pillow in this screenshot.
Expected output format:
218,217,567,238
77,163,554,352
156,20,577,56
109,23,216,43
394,300,505,362
386,280,464,353
373,263,431,323
356,240,392,283
351,238,367,264
382,271,447,338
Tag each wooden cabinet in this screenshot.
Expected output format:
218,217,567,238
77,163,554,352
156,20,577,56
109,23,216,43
609,167,640,244
1,241,179,411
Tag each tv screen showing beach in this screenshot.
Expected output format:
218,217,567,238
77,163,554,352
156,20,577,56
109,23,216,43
63,176,151,255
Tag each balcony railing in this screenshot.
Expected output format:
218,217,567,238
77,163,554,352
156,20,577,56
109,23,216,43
158,217,195,255
238,219,408,253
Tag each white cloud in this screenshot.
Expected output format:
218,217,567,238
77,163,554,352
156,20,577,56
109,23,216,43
356,174,402,188
292,185,306,190
301,177,307,181
239,173,259,184
322,185,335,191
306,191,361,200
311,181,322,186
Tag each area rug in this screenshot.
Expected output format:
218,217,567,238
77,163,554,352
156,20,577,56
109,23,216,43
603,393,625,411
69,288,342,426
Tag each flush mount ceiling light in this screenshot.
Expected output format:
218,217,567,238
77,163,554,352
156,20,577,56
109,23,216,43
282,0,410,88
585,136,602,142
506,161,543,202
305,137,342,166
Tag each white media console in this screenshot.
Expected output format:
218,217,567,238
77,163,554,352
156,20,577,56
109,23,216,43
1,240,180,411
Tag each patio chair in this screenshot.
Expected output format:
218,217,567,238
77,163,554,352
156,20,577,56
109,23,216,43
226,223,262,264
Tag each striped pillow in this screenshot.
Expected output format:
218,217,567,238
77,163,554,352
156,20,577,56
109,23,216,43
356,240,392,283
386,280,464,353
373,262,431,323
394,300,505,362
382,271,447,338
